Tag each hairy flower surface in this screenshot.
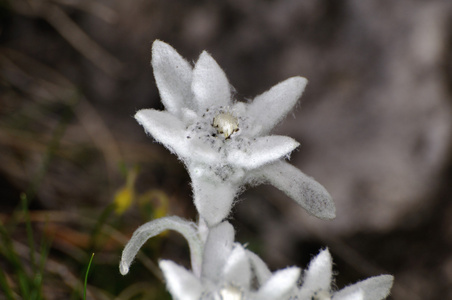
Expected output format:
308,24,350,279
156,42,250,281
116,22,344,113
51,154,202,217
120,218,393,300
120,218,300,300
294,249,394,300
158,222,300,300
136,40,335,225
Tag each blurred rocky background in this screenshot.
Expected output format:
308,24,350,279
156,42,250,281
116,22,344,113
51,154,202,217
1,0,452,299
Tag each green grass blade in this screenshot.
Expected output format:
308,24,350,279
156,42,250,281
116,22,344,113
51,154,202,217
0,269,16,300
0,220,30,299
20,193,36,272
36,225,52,299
83,253,95,300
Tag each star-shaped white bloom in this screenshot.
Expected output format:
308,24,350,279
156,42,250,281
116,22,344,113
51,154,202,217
136,40,335,225
119,218,394,300
120,217,299,300
158,221,300,300
294,249,394,300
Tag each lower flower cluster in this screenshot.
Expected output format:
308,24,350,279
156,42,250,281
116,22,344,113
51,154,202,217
120,217,393,300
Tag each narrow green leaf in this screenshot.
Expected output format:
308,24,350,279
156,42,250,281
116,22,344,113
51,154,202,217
0,269,16,300
83,253,95,300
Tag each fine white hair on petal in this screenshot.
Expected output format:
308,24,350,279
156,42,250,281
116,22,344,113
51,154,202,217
190,172,238,226
227,136,300,170
159,260,203,300
192,51,232,112
247,160,336,220
334,290,364,300
201,221,235,283
222,245,252,290
152,40,194,116
300,249,333,295
135,109,189,158
119,216,202,277
254,267,301,300
246,250,272,286
332,275,394,300
247,76,307,136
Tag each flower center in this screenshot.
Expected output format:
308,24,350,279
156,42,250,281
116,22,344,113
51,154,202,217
219,286,243,300
213,112,239,139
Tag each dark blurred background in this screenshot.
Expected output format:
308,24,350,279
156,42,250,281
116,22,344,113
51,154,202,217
1,0,452,299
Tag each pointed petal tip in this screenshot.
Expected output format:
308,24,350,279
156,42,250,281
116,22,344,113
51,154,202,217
311,248,333,267
317,201,336,220
192,50,231,110
334,274,394,300
158,259,171,270
377,274,394,287
151,39,174,54
300,179,336,220
134,108,149,121
247,76,308,136
119,262,129,275
198,50,211,59
150,40,194,114
152,39,165,48
195,50,217,69
281,266,302,280
290,76,308,87
151,40,175,63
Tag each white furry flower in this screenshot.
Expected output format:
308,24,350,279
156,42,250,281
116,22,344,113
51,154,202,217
120,219,300,300
294,249,394,300
136,40,335,226
158,222,300,300
119,219,393,300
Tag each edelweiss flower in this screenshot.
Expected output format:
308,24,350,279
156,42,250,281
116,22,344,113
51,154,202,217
136,40,335,225
119,218,393,300
120,217,299,300
294,249,394,300
158,221,300,300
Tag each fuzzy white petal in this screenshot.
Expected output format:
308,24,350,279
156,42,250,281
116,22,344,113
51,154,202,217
192,51,231,112
135,109,189,158
222,245,251,290
120,216,202,276
190,173,238,226
334,290,364,300
186,138,222,166
254,267,300,300
248,161,335,220
246,250,272,285
159,260,203,300
152,40,194,116
227,136,299,169
333,275,394,300
202,222,235,282
247,77,307,136
297,249,333,298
